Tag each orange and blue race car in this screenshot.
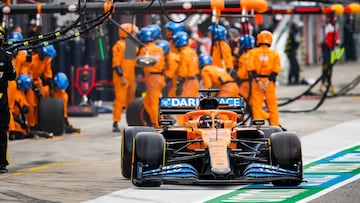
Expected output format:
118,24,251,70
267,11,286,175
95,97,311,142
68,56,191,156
121,90,303,187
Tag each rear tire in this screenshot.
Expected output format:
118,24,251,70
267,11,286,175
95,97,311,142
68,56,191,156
121,126,156,179
37,98,64,136
126,97,151,126
270,132,303,186
131,132,165,187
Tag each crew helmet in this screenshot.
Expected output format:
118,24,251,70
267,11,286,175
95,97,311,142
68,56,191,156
8,32,23,42
54,72,69,90
199,54,213,68
256,30,273,46
118,23,138,38
172,31,189,48
165,22,185,35
17,74,33,91
155,40,170,55
138,27,155,43
238,35,255,50
208,24,227,40
147,24,162,39
37,44,57,58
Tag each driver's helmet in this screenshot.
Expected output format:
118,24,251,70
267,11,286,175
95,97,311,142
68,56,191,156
199,115,212,128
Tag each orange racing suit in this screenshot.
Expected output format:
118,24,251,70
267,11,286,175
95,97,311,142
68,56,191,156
201,64,239,97
176,45,199,125
138,42,165,127
8,50,30,135
237,50,269,120
8,88,29,137
111,38,138,123
211,40,234,73
177,45,199,97
248,45,281,126
163,51,180,97
167,31,179,54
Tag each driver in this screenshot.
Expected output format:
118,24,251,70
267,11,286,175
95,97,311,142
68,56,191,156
198,115,223,128
198,115,212,128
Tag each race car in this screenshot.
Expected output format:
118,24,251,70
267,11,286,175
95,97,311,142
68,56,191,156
121,90,303,187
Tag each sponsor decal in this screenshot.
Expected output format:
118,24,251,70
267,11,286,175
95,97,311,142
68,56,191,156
160,98,243,108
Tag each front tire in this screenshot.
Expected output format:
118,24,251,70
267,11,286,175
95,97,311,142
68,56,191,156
131,132,165,187
270,132,303,186
121,126,156,179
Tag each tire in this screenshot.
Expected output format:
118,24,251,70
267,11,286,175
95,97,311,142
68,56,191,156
131,132,165,187
121,126,156,179
126,97,151,126
270,132,303,186
261,126,282,138
258,126,283,159
37,98,64,136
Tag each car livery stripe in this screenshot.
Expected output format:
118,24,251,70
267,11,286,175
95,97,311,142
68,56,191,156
204,145,360,203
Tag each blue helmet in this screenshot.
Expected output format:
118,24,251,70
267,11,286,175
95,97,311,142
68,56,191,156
146,24,162,39
208,24,227,40
238,35,255,50
138,27,155,43
165,22,185,35
17,74,33,91
172,31,189,48
54,72,69,90
155,40,170,55
199,54,213,68
8,32,23,42
8,32,23,55
38,44,57,58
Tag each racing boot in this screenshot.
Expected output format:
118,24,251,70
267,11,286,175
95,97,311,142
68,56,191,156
64,118,80,134
0,165,8,173
112,122,120,132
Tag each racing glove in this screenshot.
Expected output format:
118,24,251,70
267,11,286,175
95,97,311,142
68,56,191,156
32,85,43,99
175,77,185,96
21,105,29,114
113,66,123,77
45,78,54,88
269,72,278,82
45,78,55,97
249,71,257,80
165,76,172,84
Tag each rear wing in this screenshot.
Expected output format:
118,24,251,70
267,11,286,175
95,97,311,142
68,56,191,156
159,97,245,115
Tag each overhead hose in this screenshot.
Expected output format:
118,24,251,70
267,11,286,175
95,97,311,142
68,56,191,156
5,2,114,52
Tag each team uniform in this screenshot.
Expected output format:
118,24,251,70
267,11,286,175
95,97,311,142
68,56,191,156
248,31,281,126
111,23,139,132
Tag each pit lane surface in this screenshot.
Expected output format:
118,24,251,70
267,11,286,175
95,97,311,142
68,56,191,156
1,61,360,202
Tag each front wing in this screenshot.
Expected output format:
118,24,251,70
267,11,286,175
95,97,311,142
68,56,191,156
134,163,303,185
